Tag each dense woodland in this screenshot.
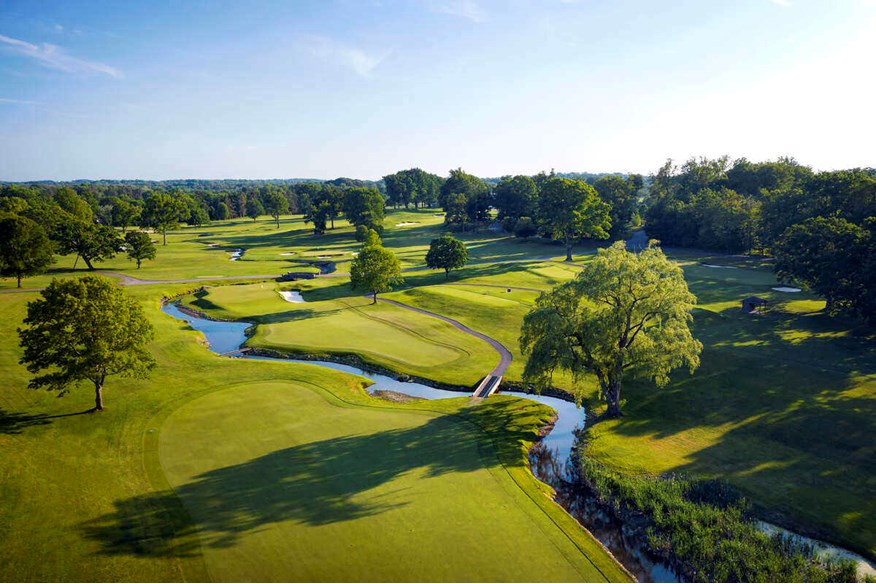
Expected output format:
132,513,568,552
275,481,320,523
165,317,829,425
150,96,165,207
1,158,874,322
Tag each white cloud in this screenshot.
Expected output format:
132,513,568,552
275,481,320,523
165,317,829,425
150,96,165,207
0,33,122,78
434,0,487,23
771,0,792,7
305,36,389,77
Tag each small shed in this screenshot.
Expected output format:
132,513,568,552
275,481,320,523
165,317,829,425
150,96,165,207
742,296,768,314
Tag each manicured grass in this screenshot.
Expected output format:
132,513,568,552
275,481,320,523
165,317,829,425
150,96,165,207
157,381,622,581
0,283,627,581
182,282,499,387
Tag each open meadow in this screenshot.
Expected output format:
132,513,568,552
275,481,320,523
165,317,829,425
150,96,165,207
1,210,874,581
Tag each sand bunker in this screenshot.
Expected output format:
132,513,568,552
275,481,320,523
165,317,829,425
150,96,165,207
395,222,420,226
772,286,802,293
278,290,306,303
702,263,737,269
280,252,296,256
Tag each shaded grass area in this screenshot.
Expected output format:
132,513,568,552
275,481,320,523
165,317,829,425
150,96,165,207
582,255,876,558
103,382,623,582
0,285,628,581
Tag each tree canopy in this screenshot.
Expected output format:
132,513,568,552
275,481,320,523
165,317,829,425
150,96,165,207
124,231,157,269
344,187,385,233
140,192,187,245
520,242,702,416
425,236,468,279
538,177,611,261
0,213,54,287
349,230,403,303
18,275,156,411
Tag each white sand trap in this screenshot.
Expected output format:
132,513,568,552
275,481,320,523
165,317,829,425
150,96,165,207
280,252,296,256
772,286,802,293
702,263,738,269
352,252,359,257
278,290,306,303
395,222,420,226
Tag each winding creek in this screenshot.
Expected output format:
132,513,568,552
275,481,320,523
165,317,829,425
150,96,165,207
160,301,875,582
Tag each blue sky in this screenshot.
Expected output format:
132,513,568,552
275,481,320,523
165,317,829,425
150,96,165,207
0,0,873,181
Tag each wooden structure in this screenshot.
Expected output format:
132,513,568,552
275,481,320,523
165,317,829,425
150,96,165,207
742,296,768,314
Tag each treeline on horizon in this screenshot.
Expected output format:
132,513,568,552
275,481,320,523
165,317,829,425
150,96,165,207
1,158,874,323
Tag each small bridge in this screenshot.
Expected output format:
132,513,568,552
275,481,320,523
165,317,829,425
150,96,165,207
221,347,251,357
473,375,502,398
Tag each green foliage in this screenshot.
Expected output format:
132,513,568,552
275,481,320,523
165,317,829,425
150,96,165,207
53,218,122,270
0,213,54,287
425,235,468,279
593,175,639,240
576,458,857,582
440,168,491,229
520,242,701,415
537,177,611,261
217,201,231,221
513,216,537,238
245,197,265,221
354,224,369,242
124,231,157,269
494,175,538,221
18,275,156,410
263,189,289,228
383,168,443,208
141,192,187,245
343,186,385,233
349,230,403,302
774,216,870,314
109,197,140,232
54,187,94,222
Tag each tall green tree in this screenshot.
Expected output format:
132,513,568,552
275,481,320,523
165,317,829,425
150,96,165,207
494,175,538,223
343,187,385,233
140,192,187,245
774,216,869,314
0,213,54,287
54,219,122,270
425,235,468,279
264,190,289,228
109,197,140,232
246,197,265,221
593,175,637,240
537,177,611,261
124,231,157,269
350,230,403,304
18,275,156,411
520,242,702,417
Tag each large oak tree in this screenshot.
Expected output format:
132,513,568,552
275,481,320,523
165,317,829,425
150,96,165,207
18,276,156,411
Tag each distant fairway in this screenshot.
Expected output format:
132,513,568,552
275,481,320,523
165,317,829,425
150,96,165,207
159,381,616,582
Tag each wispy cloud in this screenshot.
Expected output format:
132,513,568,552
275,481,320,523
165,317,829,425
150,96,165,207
434,0,487,23
0,97,41,105
0,33,122,78
305,36,389,77
771,0,792,7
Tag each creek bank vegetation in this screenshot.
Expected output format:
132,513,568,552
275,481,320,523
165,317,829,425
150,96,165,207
569,454,858,582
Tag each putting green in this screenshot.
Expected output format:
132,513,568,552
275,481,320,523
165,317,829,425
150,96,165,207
159,381,613,582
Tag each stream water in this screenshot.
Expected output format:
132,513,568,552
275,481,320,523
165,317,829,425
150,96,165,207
160,301,874,582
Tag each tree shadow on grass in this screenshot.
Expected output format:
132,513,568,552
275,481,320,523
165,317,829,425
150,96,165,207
80,398,545,558
0,408,95,434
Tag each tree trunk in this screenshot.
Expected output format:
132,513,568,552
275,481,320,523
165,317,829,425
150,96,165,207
605,375,623,417
565,241,573,262
372,291,378,304
163,227,167,246
93,382,104,411
73,254,80,270
84,256,95,270
445,268,450,280
137,259,142,269
331,217,335,229
17,274,21,288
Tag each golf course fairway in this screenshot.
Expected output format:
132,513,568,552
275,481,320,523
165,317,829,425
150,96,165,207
158,380,621,582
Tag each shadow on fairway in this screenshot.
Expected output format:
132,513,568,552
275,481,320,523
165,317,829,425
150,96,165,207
80,398,546,558
0,408,96,434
